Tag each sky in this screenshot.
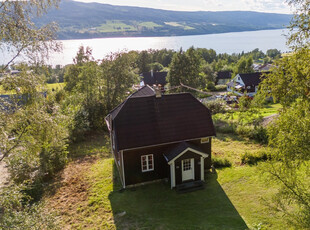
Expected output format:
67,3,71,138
75,0,293,14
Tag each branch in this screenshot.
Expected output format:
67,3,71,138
0,124,29,162
1,44,28,73
268,167,310,210
0,0,8,10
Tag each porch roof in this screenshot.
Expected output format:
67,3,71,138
164,142,206,163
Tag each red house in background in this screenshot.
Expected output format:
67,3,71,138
105,86,216,190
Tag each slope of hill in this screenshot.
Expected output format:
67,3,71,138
37,0,292,39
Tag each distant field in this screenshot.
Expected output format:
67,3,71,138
0,83,65,95
164,22,194,30
97,20,137,33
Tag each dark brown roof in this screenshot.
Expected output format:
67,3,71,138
141,71,167,86
238,72,267,86
110,92,216,151
109,86,155,119
164,142,205,162
217,71,232,80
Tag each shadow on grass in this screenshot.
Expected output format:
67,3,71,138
109,163,248,230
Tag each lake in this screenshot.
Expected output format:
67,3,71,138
1,29,291,66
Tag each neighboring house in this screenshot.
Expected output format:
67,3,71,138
140,71,168,91
227,72,266,96
105,85,216,190
216,71,232,85
253,64,274,72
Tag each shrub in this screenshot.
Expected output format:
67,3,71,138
215,85,227,91
204,99,227,114
0,185,59,230
206,81,216,91
235,124,268,144
212,157,232,168
241,151,270,165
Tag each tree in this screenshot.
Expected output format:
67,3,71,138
137,50,151,73
266,49,281,59
234,56,254,74
0,0,60,72
257,0,310,227
64,49,139,134
168,47,205,92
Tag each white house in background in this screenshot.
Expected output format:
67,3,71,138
227,72,267,97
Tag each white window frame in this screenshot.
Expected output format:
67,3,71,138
201,137,210,143
141,154,154,172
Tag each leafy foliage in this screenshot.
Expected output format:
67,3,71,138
64,47,139,135
0,184,59,230
0,0,60,72
168,47,205,92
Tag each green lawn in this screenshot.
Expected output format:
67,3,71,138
212,133,270,165
45,82,65,91
213,103,282,124
50,133,290,230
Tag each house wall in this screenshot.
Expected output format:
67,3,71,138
122,139,212,187
123,145,170,186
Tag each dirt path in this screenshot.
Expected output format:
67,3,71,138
0,161,9,188
45,156,98,229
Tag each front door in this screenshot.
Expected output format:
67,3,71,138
182,158,194,181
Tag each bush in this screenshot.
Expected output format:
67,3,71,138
204,99,227,114
0,185,59,230
241,151,270,165
206,81,216,91
236,124,268,144
212,157,232,168
215,85,227,91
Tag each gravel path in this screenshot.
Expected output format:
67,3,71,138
0,161,9,188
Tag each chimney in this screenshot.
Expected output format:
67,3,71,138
154,85,161,98
151,69,153,77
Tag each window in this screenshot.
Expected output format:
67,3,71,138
183,159,191,171
141,154,154,172
201,137,210,143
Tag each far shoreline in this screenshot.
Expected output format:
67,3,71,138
56,27,288,41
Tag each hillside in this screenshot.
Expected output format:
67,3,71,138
37,0,292,39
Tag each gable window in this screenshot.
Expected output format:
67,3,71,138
201,137,210,143
141,154,154,172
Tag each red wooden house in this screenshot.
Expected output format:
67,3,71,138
105,86,216,189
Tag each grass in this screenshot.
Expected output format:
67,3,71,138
0,83,65,95
47,132,292,230
213,103,282,124
258,103,282,117
45,82,65,91
212,133,270,165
